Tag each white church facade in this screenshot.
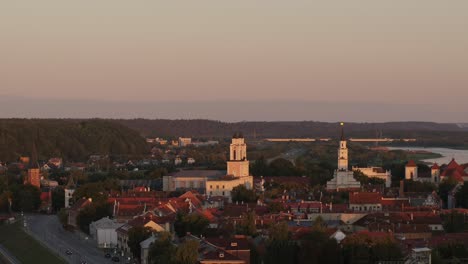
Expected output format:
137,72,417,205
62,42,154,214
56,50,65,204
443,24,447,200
326,124,361,191
163,133,253,201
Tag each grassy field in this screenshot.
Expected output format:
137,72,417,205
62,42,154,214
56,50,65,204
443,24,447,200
0,221,66,264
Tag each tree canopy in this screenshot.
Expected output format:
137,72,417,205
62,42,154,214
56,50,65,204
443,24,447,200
231,184,257,204
128,226,153,259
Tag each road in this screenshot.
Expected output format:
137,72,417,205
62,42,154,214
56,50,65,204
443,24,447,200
25,214,108,264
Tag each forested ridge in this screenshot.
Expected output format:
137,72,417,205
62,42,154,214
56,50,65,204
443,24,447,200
117,119,467,138
1,118,467,163
117,119,468,148
0,119,147,162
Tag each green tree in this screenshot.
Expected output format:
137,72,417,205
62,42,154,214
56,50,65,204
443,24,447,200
231,184,257,203
0,191,13,213
312,216,327,231
434,242,468,261
148,232,176,264
443,210,467,233
438,177,458,208
174,213,209,237
268,221,290,242
11,184,41,212
51,186,65,211
342,233,403,264
299,230,340,264
455,184,468,208
76,201,112,233
73,181,118,203
251,156,271,176
269,158,300,176
128,226,153,259
264,221,298,263
173,240,199,264
267,201,284,213
353,170,385,185
237,211,257,236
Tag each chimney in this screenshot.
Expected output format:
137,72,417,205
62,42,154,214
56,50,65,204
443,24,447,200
399,180,405,198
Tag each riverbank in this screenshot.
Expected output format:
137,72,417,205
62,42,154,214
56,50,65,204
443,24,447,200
388,147,468,165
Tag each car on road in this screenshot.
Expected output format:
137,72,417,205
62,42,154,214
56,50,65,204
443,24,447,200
111,256,120,262
105,253,112,258
65,250,73,255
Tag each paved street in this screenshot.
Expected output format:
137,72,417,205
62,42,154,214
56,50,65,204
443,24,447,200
25,214,110,264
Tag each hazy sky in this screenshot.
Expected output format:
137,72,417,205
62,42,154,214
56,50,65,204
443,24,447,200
1,1,467,121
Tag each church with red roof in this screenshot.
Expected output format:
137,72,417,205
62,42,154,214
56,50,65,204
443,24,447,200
405,158,468,184
440,158,468,183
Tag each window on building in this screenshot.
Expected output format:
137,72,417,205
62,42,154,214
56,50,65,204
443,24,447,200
222,185,225,189
222,191,225,196
210,185,212,189
216,185,219,189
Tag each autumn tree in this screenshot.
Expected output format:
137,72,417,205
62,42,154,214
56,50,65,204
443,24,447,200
173,240,199,264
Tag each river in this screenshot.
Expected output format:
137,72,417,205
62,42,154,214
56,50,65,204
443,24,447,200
388,147,468,165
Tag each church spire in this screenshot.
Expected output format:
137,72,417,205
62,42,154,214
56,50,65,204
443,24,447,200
340,122,345,141
30,140,39,169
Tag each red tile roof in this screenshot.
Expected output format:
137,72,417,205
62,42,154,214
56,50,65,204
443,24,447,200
406,160,417,167
349,192,382,204
440,159,467,182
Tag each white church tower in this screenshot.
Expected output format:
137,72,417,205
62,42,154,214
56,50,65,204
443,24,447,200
227,132,249,177
64,175,76,208
326,123,361,191
338,127,349,172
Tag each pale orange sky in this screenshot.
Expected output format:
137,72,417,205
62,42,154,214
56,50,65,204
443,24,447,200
1,1,468,120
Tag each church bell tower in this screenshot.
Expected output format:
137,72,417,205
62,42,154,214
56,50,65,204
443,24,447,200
227,132,249,177
337,123,349,171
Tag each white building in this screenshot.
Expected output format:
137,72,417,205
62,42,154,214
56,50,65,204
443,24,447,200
405,160,442,184
89,217,124,248
326,124,361,191
178,137,192,147
352,167,392,187
163,133,253,201
64,176,75,208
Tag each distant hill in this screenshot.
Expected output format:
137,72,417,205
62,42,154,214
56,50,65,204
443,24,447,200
0,119,148,162
116,119,466,138
115,119,468,149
